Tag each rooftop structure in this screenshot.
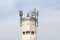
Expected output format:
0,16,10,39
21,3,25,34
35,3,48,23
19,8,39,40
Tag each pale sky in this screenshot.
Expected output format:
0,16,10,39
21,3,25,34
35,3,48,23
0,0,60,40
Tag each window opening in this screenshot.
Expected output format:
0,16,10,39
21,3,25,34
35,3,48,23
26,31,30,34
23,32,25,35
31,31,34,35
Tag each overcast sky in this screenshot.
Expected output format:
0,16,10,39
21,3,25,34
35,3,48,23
0,0,60,40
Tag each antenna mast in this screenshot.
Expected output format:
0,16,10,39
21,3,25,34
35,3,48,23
31,8,39,27
19,10,23,27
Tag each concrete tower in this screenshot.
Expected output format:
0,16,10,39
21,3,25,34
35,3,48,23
19,8,39,40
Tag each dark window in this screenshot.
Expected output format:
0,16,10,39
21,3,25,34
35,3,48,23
23,32,25,35
31,31,34,35
26,31,30,34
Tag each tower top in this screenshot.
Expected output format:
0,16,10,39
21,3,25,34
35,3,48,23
19,8,39,27
19,8,39,19
19,8,39,40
